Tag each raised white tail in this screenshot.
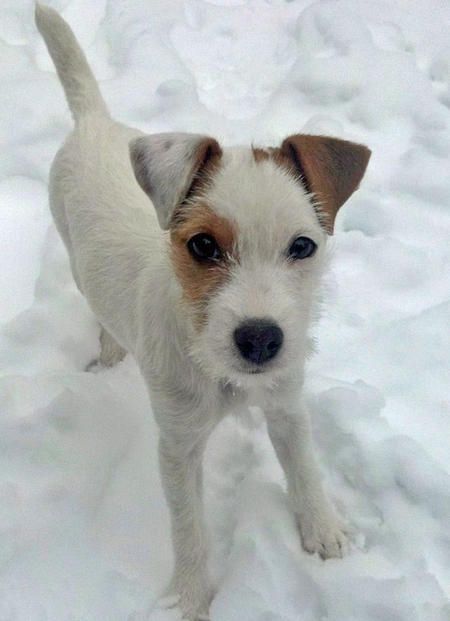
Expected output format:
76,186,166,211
35,3,109,121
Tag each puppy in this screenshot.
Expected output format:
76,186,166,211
36,4,370,619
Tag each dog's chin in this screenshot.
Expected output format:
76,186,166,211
221,361,285,390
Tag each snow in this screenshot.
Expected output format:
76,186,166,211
1,0,450,619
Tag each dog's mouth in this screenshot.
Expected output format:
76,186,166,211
246,368,266,375
230,349,282,378
230,361,272,377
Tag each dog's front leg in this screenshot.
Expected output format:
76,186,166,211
158,417,215,621
265,397,348,559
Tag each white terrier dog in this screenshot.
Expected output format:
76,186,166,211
36,4,370,619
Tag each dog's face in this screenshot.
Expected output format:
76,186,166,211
131,133,370,387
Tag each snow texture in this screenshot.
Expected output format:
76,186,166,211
1,1,450,620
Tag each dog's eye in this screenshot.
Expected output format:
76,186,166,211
187,233,222,262
287,236,317,260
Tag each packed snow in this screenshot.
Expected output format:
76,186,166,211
1,0,450,619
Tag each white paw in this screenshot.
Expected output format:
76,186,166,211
85,350,126,372
97,327,127,368
297,506,349,560
159,574,212,621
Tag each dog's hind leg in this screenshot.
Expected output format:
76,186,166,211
98,326,127,367
86,326,127,371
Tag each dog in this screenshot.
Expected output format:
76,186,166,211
35,4,370,619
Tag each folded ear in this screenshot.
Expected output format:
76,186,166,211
130,133,222,229
280,135,371,233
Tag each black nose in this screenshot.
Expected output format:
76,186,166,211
234,320,283,365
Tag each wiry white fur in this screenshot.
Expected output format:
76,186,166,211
189,150,328,388
36,5,348,620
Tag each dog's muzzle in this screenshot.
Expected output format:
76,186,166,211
234,319,283,365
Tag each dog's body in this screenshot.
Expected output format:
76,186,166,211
36,4,370,619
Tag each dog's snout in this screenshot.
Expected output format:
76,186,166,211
234,320,283,365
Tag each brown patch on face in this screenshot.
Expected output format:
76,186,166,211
252,146,292,169
252,147,271,163
170,204,237,325
252,146,300,190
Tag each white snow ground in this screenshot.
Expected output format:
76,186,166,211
1,0,450,619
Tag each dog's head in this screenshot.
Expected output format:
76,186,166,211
130,132,370,387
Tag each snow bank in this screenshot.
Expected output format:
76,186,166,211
0,0,449,619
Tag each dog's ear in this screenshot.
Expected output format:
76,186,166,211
280,135,371,233
129,133,222,229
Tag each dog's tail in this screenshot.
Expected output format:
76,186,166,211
35,3,109,121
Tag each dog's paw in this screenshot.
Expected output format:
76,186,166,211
85,358,103,372
85,349,126,372
160,574,213,621
297,506,349,560
97,327,127,368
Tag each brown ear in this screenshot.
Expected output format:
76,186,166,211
280,135,371,233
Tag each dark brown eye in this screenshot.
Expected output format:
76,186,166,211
187,233,222,262
287,236,317,260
